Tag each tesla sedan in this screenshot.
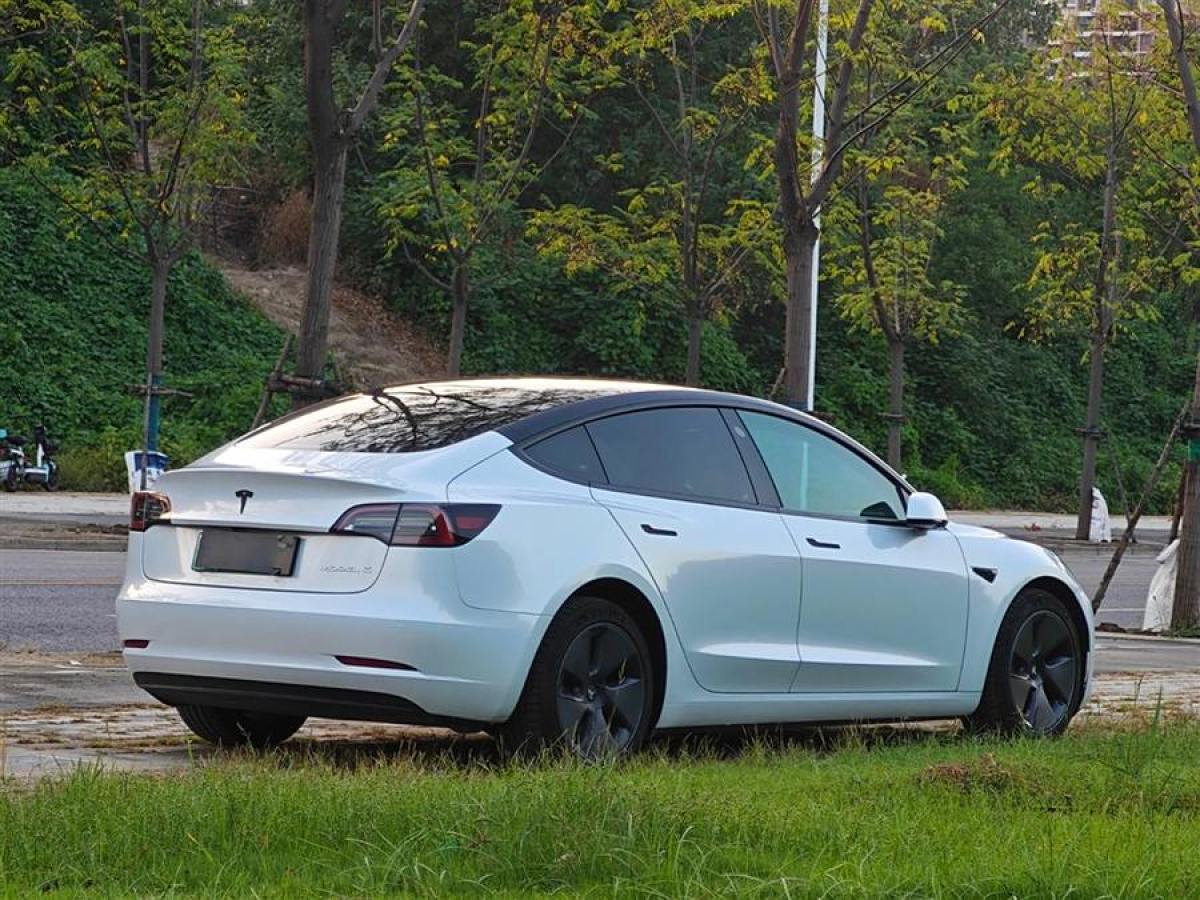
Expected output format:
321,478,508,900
117,378,1093,755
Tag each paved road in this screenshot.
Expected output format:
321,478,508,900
1,550,124,652
0,544,1194,716
0,543,1167,654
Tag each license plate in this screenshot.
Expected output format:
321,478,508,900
193,529,300,576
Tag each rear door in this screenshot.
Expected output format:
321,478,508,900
737,411,969,693
584,407,802,694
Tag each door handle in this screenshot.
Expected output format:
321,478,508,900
806,537,841,550
641,523,678,537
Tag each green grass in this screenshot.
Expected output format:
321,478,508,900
2,724,1200,897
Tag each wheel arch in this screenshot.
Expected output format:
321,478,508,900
1013,575,1092,709
567,577,668,728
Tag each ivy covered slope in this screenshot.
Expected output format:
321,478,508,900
0,167,284,489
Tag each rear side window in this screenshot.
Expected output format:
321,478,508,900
524,427,605,483
238,383,608,453
586,408,755,505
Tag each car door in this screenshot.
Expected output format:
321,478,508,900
737,411,969,693
584,407,803,694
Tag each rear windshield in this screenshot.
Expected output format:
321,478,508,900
238,383,611,453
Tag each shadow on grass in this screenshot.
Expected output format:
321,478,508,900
240,718,966,774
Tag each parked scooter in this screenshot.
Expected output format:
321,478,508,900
0,424,59,491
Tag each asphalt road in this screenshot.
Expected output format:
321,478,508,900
0,543,1194,715
0,543,1166,654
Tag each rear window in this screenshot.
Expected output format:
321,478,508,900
239,383,608,453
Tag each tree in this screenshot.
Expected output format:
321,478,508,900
376,0,616,375
9,0,253,459
827,139,968,469
755,0,875,409
983,2,1179,540
753,0,1005,410
1158,0,1200,629
294,0,425,402
529,0,770,386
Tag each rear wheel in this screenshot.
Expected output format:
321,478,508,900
501,595,656,758
968,587,1083,737
177,705,306,749
3,465,16,492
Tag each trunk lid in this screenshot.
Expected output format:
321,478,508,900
138,442,500,594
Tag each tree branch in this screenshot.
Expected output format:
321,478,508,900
345,0,427,137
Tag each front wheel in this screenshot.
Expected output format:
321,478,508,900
501,596,656,758
177,705,306,749
2,465,16,492
43,464,59,491
968,588,1084,737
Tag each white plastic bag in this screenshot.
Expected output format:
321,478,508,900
1089,487,1112,543
125,450,169,493
1143,539,1179,633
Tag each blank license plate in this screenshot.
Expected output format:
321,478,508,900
193,529,300,576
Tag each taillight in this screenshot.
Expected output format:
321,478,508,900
331,503,500,547
130,491,171,532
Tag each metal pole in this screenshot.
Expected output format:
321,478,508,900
807,0,829,412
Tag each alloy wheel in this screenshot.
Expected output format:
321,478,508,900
1007,609,1078,734
556,622,646,756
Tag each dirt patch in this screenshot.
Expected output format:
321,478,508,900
218,262,445,391
919,752,1024,793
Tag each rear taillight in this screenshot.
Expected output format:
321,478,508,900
331,503,500,547
130,491,171,532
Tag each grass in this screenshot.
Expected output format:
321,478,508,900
2,723,1199,897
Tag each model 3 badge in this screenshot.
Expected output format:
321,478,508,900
235,489,254,514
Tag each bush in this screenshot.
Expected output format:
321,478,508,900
0,165,284,486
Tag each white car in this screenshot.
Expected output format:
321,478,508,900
118,378,1093,755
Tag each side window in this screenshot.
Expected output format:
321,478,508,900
739,411,903,520
524,427,605,483
586,408,756,505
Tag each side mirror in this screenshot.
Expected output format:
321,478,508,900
906,492,948,530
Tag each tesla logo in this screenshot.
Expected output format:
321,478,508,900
235,489,254,514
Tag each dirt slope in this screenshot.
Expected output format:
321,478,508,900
218,263,444,390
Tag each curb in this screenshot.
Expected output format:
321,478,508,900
0,537,126,552
1093,630,1200,645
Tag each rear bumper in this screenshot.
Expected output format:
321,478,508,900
117,550,547,723
132,672,484,730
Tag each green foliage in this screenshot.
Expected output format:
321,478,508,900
0,166,283,479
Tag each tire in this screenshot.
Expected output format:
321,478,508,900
177,704,306,749
968,587,1084,737
43,465,59,492
2,465,16,492
500,595,657,759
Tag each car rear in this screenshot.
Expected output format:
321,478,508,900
117,381,635,726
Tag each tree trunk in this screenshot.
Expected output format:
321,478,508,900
143,257,170,456
1075,323,1106,540
783,222,819,410
1172,343,1200,630
886,337,904,470
1076,148,1119,540
295,143,347,397
685,307,703,386
1160,0,1200,631
447,261,469,377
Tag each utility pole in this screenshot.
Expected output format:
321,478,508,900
807,0,829,412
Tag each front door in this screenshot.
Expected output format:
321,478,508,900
737,410,970,693
586,407,803,694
